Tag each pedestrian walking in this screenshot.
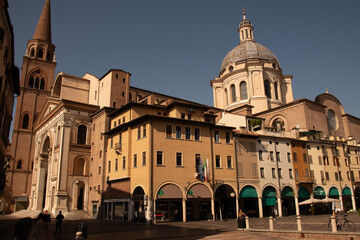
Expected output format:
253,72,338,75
55,211,64,234
272,206,277,220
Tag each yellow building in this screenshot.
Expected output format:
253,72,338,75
104,101,237,223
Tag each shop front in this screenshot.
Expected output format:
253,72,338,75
155,184,183,222
281,186,295,216
239,185,259,217
186,184,212,221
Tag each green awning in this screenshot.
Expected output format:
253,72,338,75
313,186,326,198
343,187,352,196
263,197,276,206
298,186,310,199
263,187,276,198
329,187,339,196
282,187,294,197
262,187,277,206
240,186,258,198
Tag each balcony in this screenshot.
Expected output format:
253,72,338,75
114,143,122,155
296,176,314,184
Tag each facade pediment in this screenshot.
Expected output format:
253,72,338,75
34,97,62,130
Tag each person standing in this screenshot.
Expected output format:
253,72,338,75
55,211,64,234
237,209,246,229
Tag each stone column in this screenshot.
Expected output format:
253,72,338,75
351,194,356,211
277,197,282,217
294,196,300,216
145,198,153,224
236,197,239,218
182,199,186,223
339,194,344,211
211,198,215,220
258,197,263,218
153,200,157,224
55,122,71,213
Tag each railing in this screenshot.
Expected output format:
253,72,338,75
115,143,122,150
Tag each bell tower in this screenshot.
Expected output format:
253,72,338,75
6,0,56,212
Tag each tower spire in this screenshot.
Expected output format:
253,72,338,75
33,0,52,43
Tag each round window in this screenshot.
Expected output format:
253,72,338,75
327,109,338,130
228,66,234,72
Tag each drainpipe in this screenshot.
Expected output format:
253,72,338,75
210,125,215,220
150,119,154,223
234,136,240,218
274,139,283,217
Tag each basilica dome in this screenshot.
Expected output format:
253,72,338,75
220,40,279,71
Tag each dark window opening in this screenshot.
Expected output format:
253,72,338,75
77,125,87,144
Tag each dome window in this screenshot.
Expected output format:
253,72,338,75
272,63,277,69
240,81,248,100
228,66,234,72
264,80,271,98
230,84,236,103
274,82,279,100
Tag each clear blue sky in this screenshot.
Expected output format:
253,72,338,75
8,0,360,118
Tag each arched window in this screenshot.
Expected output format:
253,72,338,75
16,160,22,169
240,81,248,100
35,77,40,89
46,52,50,61
30,48,35,57
40,78,45,90
274,82,279,100
22,113,29,129
230,84,236,103
74,157,85,175
264,80,271,98
37,48,43,59
224,89,228,106
77,125,87,144
28,76,34,88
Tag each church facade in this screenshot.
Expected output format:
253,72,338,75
5,1,360,222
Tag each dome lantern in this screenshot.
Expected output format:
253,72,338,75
238,10,254,42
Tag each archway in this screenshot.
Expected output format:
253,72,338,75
38,136,51,210
133,186,145,222
262,186,277,217
239,185,258,217
329,187,339,199
313,186,326,199
281,186,295,216
73,181,85,210
214,184,236,220
298,186,310,215
156,184,183,222
186,184,212,220
355,187,360,209
342,187,353,211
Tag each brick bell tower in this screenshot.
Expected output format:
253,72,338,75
6,0,56,212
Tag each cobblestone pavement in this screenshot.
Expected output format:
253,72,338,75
2,213,360,240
